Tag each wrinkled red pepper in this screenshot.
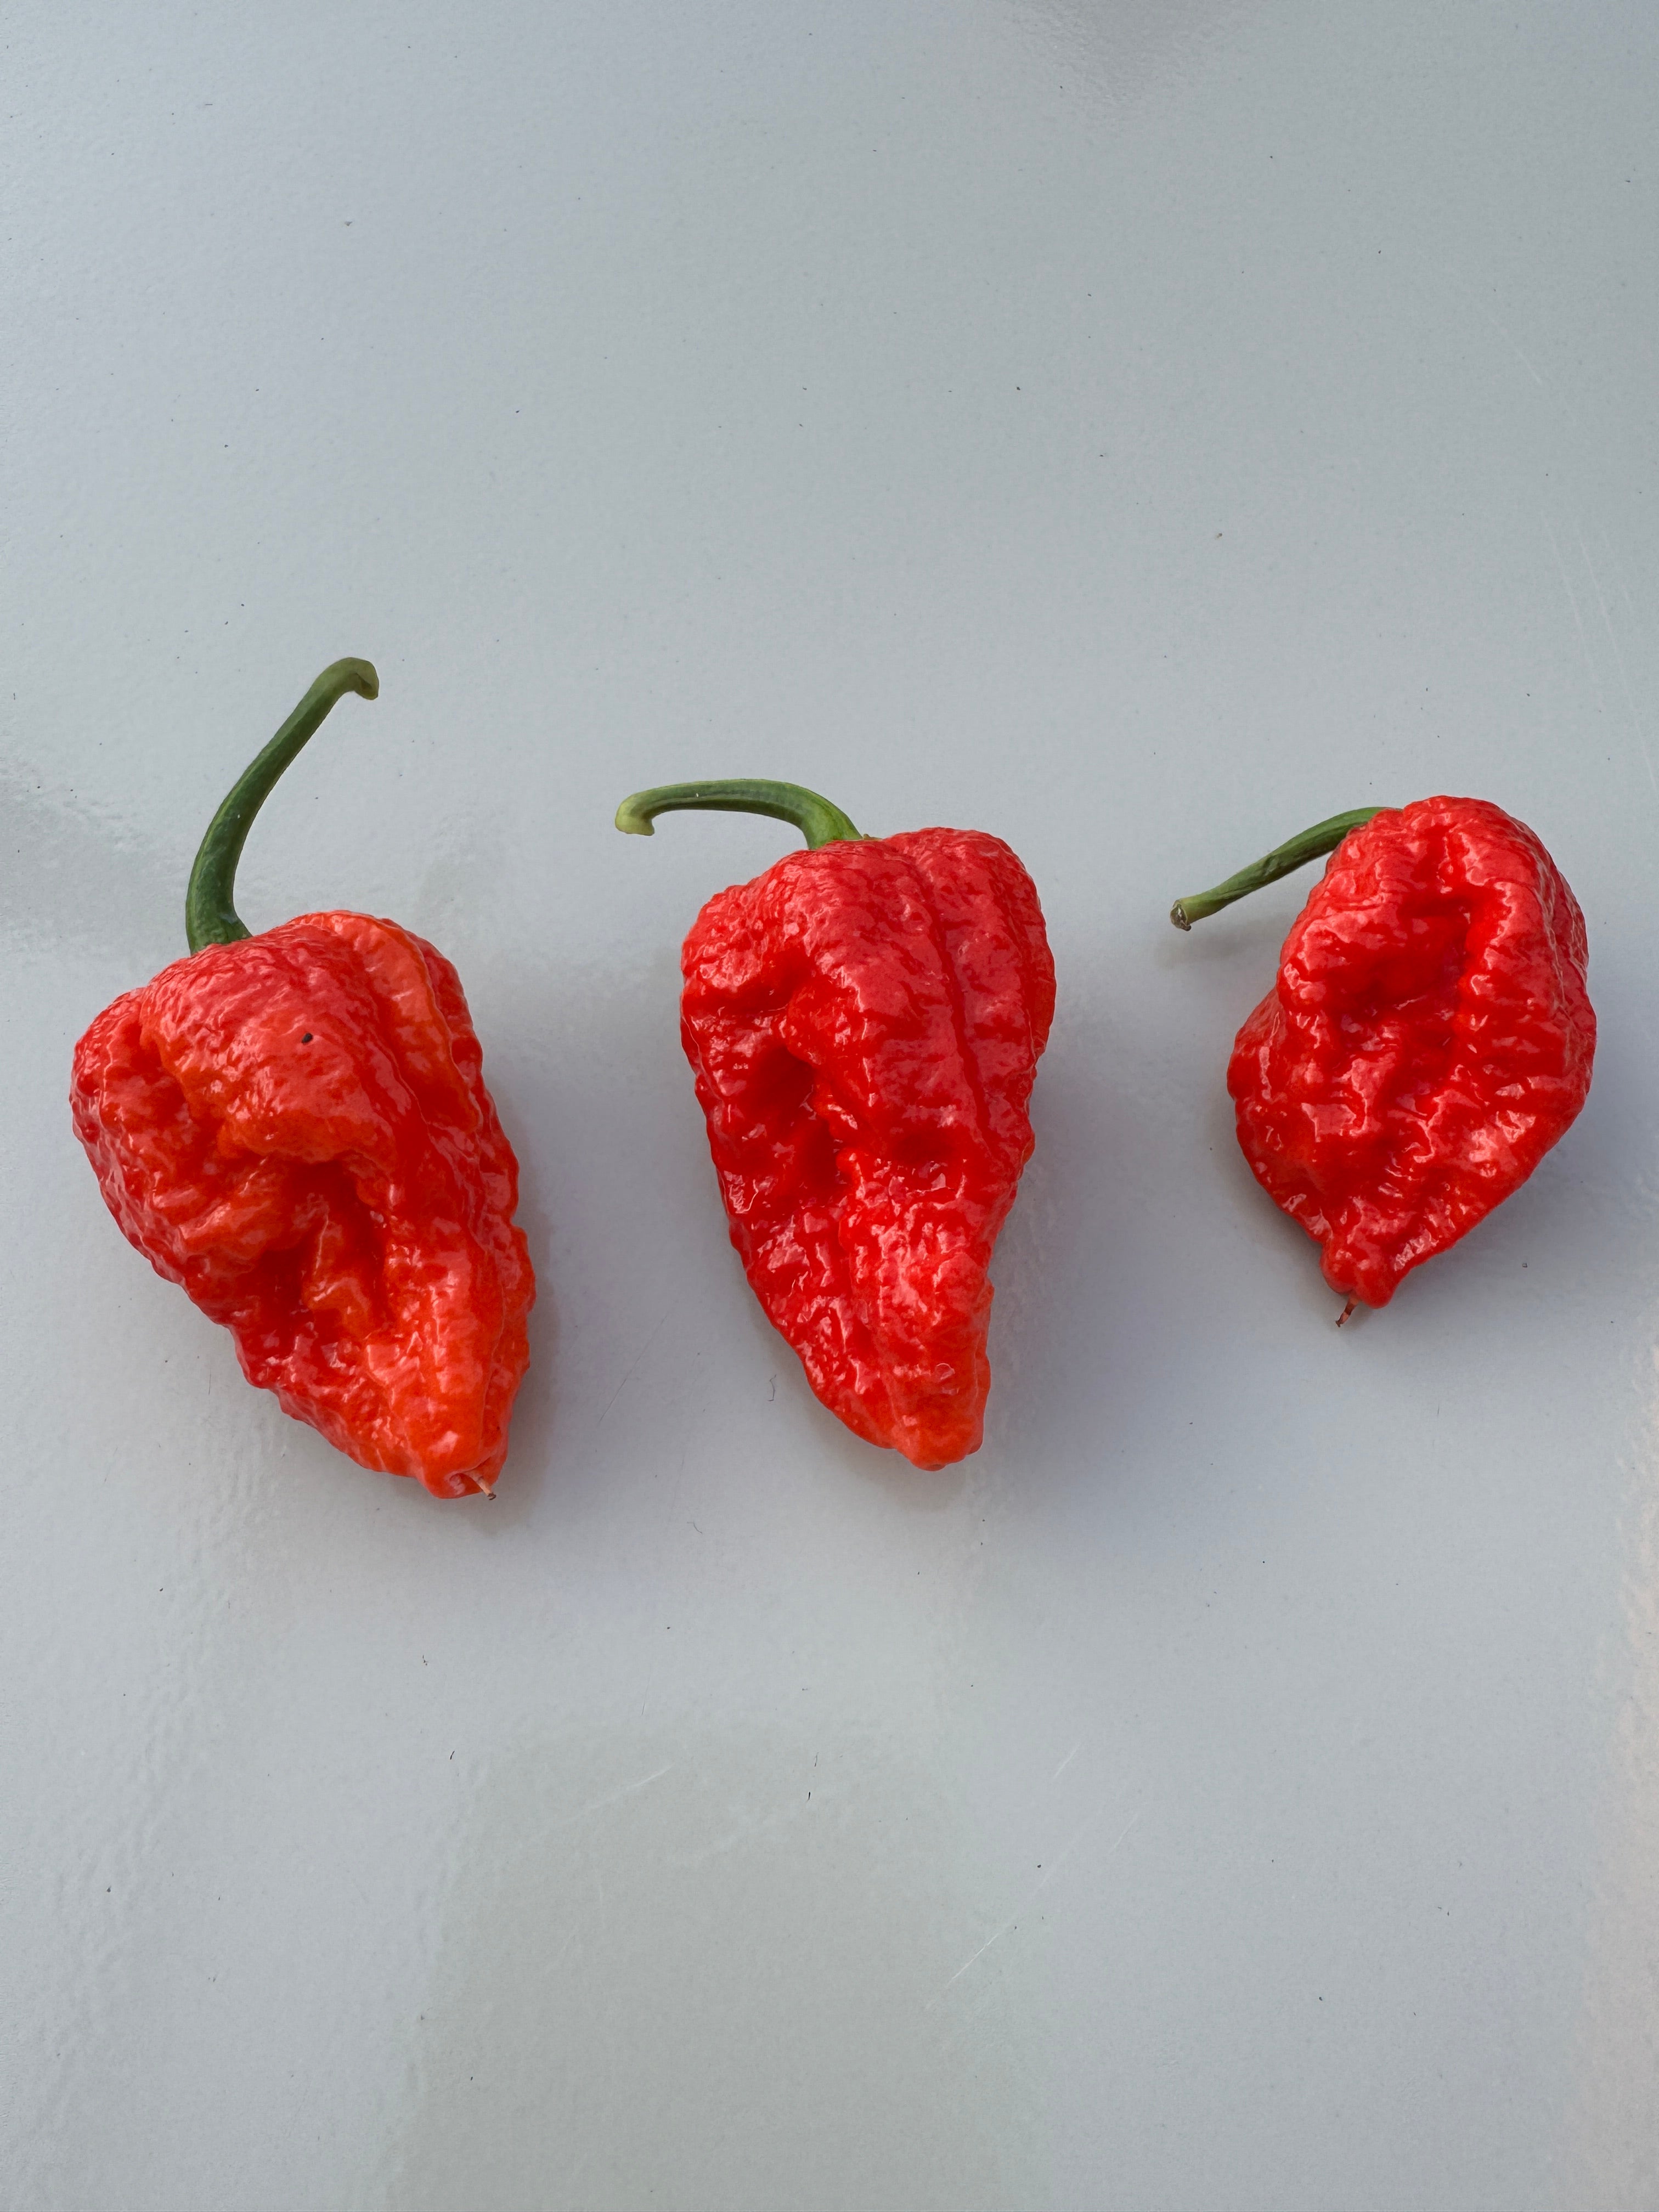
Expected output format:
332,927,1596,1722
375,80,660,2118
1172,795,1594,1314
71,661,534,1496
617,778,1054,1468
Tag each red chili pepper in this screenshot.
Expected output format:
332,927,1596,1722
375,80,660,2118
1171,795,1594,1316
71,662,535,1496
617,778,1054,1468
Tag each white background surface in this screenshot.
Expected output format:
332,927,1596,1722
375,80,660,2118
5,3,1658,2205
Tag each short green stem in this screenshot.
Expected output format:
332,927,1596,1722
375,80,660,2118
1169,806,1383,929
185,658,379,952
614,779,862,851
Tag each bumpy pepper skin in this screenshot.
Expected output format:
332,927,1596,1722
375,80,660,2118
1227,796,1594,1307
72,911,534,1496
680,828,1055,1469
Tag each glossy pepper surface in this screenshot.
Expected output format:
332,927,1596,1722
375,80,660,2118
71,661,534,1496
1172,794,1594,1311
617,779,1054,1468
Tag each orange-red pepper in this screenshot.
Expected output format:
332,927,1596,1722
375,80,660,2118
617,778,1054,1468
71,662,534,1496
1172,795,1594,1313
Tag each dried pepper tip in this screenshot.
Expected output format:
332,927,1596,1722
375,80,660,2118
1169,806,1383,929
614,779,863,851
185,658,379,953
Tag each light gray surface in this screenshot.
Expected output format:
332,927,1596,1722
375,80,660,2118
5,2,1658,2205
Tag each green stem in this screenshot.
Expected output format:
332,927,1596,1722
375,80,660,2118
1169,806,1384,930
614,779,862,851
185,659,379,951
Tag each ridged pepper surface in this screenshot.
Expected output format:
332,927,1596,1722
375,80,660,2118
71,662,533,1496
619,780,1054,1468
1173,794,1594,1311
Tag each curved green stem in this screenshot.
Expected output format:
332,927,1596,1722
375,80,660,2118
1169,806,1384,930
185,658,379,951
614,778,862,851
